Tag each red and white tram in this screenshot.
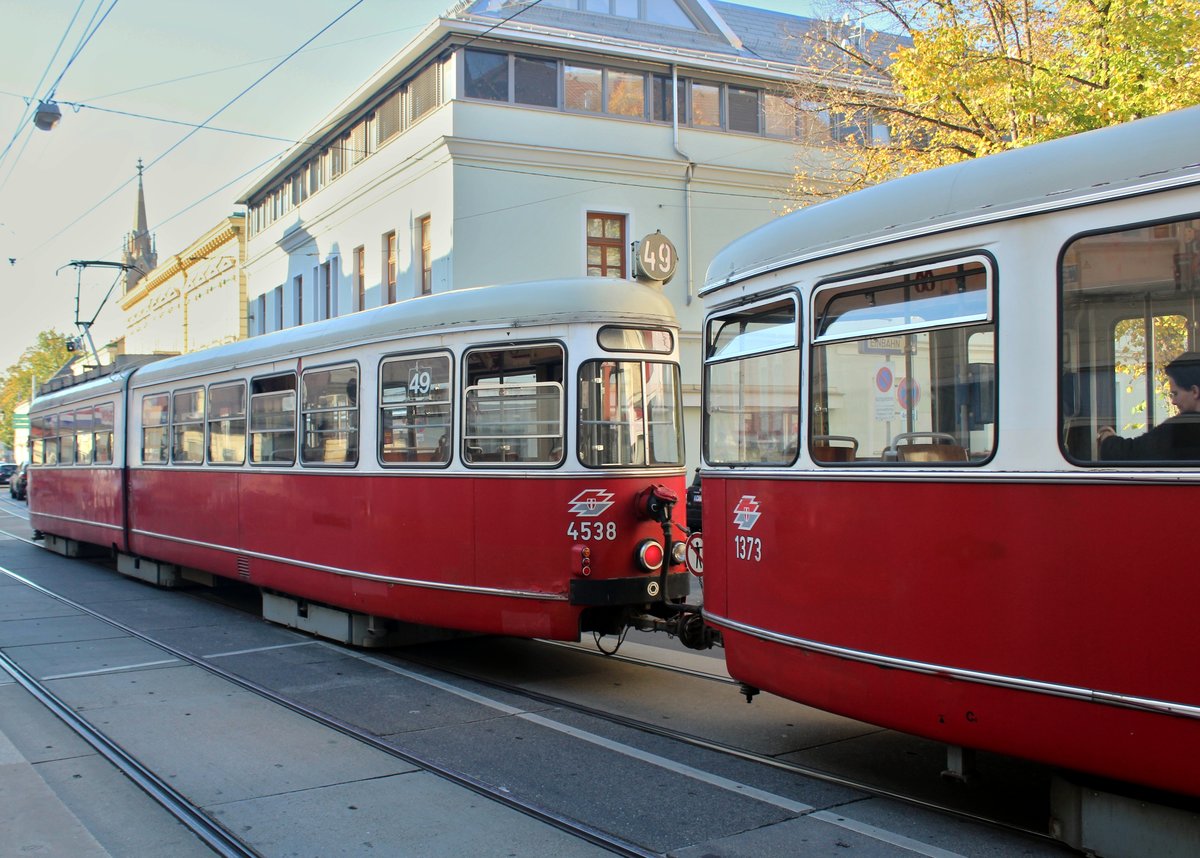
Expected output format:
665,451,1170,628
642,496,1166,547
28,278,690,644
695,107,1200,798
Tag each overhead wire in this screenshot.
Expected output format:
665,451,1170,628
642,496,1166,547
42,0,120,103
0,0,88,172
30,0,369,257
0,1,120,199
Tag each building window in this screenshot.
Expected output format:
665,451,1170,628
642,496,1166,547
384,231,397,304
293,274,303,326
651,75,686,124
321,260,332,320
273,285,284,331
691,82,721,127
377,89,403,144
607,69,645,117
355,245,365,311
252,294,266,336
728,86,760,134
419,217,432,296
464,49,508,101
764,92,797,138
515,55,557,106
586,212,626,278
410,61,442,121
565,64,602,113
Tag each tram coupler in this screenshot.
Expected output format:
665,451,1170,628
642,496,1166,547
660,606,720,650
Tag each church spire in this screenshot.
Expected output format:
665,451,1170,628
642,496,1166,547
123,159,157,292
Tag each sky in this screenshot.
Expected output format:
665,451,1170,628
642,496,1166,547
0,0,819,376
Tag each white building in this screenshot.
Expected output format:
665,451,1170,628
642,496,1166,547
239,0,862,468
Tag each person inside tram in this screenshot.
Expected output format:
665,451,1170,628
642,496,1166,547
1098,351,1200,460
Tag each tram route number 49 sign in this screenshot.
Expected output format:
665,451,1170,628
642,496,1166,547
635,232,678,284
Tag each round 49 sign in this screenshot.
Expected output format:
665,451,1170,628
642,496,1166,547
637,233,678,283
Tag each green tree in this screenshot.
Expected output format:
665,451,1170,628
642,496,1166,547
0,331,71,451
789,0,1200,199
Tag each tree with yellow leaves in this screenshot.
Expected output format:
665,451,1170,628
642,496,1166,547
790,0,1200,200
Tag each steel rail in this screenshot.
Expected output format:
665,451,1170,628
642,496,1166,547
0,649,260,858
0,561,656,858
391,643,1063,850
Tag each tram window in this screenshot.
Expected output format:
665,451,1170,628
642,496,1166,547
74,407,94,465
250,374,297,465
463,345,563,465
141,394,170,464
58,409,76,465
301,365,359,466
30,415,51,465
579,360,683,467
810,260,995,464
597,326,674,354
207,383,246,465
94,403,114,465
704,297,800,465
172,388,205,464
379,353,451,465
1060,215,1200,464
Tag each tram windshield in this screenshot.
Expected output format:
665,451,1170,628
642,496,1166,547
578,360,684,467
1061,215,1200,464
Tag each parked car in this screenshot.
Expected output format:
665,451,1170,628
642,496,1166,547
686,468,702,533
9,463,27,500
0,462,15,485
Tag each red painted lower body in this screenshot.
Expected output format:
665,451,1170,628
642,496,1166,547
702,474,1200,797
32,467,685,642
27,468,126,552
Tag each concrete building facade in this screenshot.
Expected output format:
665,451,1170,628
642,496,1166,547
237,0,864,469
120,215,247,357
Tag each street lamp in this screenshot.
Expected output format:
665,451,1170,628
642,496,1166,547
33,100,62,132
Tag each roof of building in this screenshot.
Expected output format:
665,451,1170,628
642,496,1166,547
703,106,1200,293
240,0,904,202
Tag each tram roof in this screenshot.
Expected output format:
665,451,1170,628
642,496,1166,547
124,277,677,388
704,106,1200,293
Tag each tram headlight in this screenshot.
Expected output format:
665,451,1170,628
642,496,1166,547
635,539,664,572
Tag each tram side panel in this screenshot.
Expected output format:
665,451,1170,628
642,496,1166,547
126,468,241,573
29,466,127,553
237,471,482,631
711,474,1200,797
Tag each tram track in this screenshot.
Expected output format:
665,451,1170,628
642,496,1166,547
0,647,261,858
0,548,659,858
0,516,1066,857
383,641,1064,851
